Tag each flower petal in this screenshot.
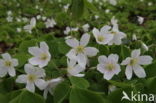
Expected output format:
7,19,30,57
104,71,114,80
28,57,40,66
97,64,106,73
8,68,16,77
2,53,11,60
85,47,99,57
40,42,49,51
133,65,146,78
80,33,90,46
66,49,77,60
65,38,79,48
16,74,27,83
98,56,107,64
28,47,42,56
121,57,131,65
24,64,35,74
108,54,119,63
92,28,100,38
131,49,140,58
35,79,47,90
0,68,7,77
125,65,133,80
26,82,35,92
12,59,19,66
138,56,153,65
77,54,87,67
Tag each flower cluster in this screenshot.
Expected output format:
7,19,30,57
0,13,153,100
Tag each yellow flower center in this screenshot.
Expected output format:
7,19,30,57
27,74,37,82
106,63,115,70
76,46,84,53
40,53,48,60
110,31,117,35
97,35,105,42
129,58,138,66
4,61,12,67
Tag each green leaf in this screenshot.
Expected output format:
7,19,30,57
71,0,85,20
145,61,156,78
69,76,90,89
9,90,45,103
53,82,71,103
19,40,37,53
70,87,108,103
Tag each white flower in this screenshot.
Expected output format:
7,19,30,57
141,42,149,51
42,16,47,21
36,15,41,20
97,54,121,80
82,24,90,32
7,11,12,16
67,59,85,77
64,27,79,35
23,17,36,33
108,17,126,45
43,77,63,99
28,42,51,68
108,0,117,5
132,34,137,41
121,49,153,80
63,4,70,12
6,16,13,22
0,53,18,77
66,33,99,67
17,28,22,32
94,15,99,19
45,18,56,28
16,64,46,92
92,26,113,45
137,16,144,24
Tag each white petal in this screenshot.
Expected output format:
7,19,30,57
98,56,107,64
28,57,40,66
104,71,114,80
138,56,153,65
97,64,106,73
113,64,121,74
16,75,27,83
77,54,87,67
35,79,47,90
40,42,49,51
66,49,77,60
101,34,113,44
67,59,76,67
26,82,35,92
80,33,90,46
38,60,49,68
2,53,11,60
12,59,19,66
125,65,133,80
68,65,84,76
108,54,119,63
65,38,79,48
74,74,85,77
0,68,7,77
43,89,48,99
131,49,140,58
85,47,99,57
35,68,45,78
133,65,146,78
100,25,111,33
28,47,42,56
121,57,131,65
92,28,100,38
8,68,16,77
24,64,35,74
